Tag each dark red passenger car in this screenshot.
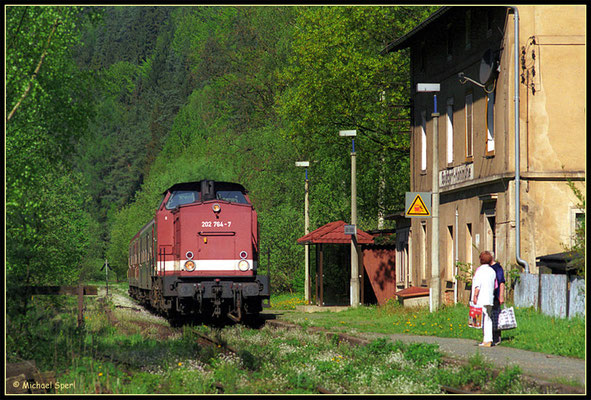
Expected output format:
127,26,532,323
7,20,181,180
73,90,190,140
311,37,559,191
128,180,270,322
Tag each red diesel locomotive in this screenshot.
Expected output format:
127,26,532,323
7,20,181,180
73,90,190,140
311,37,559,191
128,180,270,322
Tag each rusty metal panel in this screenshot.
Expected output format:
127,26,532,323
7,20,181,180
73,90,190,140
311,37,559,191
514,273,538,309
540,274,567,318
362,246,397,305
569,276,585,318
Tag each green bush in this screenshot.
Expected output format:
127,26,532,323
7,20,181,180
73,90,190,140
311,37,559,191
403,343,441,367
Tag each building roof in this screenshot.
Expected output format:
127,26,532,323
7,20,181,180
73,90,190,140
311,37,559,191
296,220,375,245
380,6,452,55
536,252,578,273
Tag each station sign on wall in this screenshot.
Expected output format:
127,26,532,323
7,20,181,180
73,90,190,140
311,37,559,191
405,192,432,218
439,163,474,187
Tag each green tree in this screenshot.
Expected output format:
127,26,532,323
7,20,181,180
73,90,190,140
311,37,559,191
6,6,99,292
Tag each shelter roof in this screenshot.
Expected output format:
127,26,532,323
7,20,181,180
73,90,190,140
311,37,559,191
296,220,374,245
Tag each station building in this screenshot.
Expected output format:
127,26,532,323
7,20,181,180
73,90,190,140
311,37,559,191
382,6,585,303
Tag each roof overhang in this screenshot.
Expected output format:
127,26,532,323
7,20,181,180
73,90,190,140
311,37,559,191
380,6,452,55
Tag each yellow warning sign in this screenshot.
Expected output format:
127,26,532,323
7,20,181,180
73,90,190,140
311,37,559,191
406,194,430,216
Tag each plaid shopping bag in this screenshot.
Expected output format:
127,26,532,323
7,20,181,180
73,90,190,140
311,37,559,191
498,306,517,330
468,304,483,328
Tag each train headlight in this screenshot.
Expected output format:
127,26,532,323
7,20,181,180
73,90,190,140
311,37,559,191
185,260,196,272
237,259,250,272
212,203,221,213
239,251,248,260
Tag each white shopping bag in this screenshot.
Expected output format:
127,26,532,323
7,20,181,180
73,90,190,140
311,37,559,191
497,306,517,330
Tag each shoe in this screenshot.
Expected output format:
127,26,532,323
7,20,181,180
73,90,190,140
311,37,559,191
493,339,501,346
478,342,492,347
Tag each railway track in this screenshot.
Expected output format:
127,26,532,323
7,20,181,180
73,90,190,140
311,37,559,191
97,291,580,394
97,301,488,395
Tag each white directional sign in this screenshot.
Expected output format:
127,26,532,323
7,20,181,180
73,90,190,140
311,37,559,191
344,224,356,235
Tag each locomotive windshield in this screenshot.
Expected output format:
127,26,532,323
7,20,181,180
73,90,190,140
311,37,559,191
165,189,249,209
166,190,200,209
216,190,249,204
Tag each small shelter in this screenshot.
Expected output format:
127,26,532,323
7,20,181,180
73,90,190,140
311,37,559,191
297,221,396,306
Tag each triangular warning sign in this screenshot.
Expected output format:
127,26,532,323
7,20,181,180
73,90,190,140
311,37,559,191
406,194,430,216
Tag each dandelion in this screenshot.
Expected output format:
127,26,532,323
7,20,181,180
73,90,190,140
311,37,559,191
178,362,183,367
98,372,103,377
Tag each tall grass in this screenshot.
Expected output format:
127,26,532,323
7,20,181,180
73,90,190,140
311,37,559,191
5,287,581,394
275,293,585,359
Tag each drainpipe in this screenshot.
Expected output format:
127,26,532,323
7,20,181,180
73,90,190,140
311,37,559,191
509,6,530,274
454,207,459,304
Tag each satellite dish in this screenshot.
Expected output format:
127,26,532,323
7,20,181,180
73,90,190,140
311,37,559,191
479,49,498,85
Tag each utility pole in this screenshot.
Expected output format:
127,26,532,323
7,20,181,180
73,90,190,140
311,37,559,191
431,103,441,311
417,83,441,311
340,130,359,307
295,161,311,304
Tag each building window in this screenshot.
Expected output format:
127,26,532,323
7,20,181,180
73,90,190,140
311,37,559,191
446,24,453,61
447,225,454,281
465,92,473,161
465,10,472,50
421,110,427,172
486,91,495,155
485,215,496,257
420,221,427,282
466,223,473,267
419,41,426,72
571,208,585,247
446,97,454,165
486,11,494,38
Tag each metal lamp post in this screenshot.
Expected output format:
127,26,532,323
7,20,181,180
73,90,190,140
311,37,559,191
295,161,311,304
417,83,441,311
339,130,360,307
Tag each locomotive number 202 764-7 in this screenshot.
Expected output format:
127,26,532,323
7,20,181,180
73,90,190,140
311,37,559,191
201,221,232,228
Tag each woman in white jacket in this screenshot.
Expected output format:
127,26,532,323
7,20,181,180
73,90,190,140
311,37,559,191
471,251,497,347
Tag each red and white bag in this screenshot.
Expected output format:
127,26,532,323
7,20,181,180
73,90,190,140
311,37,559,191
468,304,483,329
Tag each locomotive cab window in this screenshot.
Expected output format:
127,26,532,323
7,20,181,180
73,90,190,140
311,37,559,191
216,190,249,204
166,190,200,209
